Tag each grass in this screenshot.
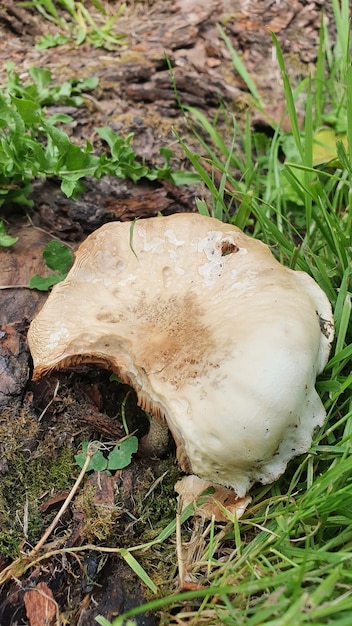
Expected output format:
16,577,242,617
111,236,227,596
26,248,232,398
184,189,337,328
96,1,352,624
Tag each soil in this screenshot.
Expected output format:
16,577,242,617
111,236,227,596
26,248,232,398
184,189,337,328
0,1,336,624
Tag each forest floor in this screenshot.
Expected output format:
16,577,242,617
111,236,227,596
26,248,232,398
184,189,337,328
0,1,335,624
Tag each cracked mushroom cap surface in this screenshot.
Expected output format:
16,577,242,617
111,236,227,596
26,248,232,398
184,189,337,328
28,214,334,497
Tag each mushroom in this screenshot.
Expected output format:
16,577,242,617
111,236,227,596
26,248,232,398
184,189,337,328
28,213,334,502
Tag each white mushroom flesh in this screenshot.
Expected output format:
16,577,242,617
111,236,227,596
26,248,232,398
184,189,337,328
28,214,334,497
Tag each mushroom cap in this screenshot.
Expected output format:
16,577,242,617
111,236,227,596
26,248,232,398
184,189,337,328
28,214,334,497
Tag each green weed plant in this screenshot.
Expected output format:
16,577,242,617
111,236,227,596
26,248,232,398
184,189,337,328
75,437,138,473
20,0,126,49
29,239,74,290
0,64,197,258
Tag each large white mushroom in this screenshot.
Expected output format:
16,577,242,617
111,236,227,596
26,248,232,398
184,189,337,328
28,213,334,504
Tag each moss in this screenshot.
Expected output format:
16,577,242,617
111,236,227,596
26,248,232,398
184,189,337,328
46,444,75,490
0,405,39,464
0,403,184,605
0,407,76,558
123,458,181,542
72,483,121,542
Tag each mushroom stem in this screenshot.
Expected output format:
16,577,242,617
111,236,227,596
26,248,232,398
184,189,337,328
139,416,170,457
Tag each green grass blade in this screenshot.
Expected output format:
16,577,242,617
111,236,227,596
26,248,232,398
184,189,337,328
271,32,303,160
120,548,157,594
217,24,263,105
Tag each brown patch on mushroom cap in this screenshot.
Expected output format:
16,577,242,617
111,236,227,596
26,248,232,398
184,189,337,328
28,214,334,497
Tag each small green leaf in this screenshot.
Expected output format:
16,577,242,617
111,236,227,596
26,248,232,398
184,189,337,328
60,178,80,198
77,76,99,91
0,221,18,247
36,34,71,50
107,437,138,470
29,240,72,290
159,146,172,163
28,67,52,91
75,442,108,472
75,30,86,47
45,124,71,155
11,97,41,125
42,240,73,273
29,273,65,291
74,442,90,469
88,450,108,472
170,171,202,185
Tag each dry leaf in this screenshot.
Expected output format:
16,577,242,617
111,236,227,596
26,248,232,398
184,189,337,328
88,470,116,508
24,581,57,626
175,475,251,522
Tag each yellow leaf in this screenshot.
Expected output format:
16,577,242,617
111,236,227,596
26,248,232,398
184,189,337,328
313,128,348,166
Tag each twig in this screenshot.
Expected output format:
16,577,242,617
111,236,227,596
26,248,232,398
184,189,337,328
38,380,60,421
28,444,94,558
0,442,96,585
176,496,185,588
25,213,76,250
0,285,32,290
143,470,168,500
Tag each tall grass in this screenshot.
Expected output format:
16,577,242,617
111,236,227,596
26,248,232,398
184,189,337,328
98,2,352,624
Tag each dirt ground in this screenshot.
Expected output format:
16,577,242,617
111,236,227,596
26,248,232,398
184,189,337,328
0,1,336,624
